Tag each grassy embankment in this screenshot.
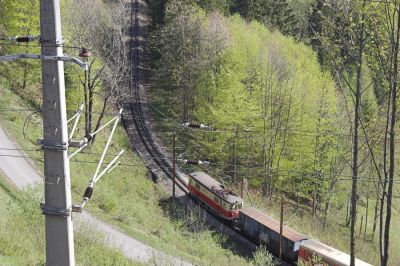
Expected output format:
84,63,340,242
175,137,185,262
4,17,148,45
0,171,139,265
0,79,263,265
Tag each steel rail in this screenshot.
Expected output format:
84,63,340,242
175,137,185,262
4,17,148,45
125,0,188,193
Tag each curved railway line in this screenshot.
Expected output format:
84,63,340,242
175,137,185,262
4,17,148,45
120,0,289,264
119,2,374,265
123,0,188,194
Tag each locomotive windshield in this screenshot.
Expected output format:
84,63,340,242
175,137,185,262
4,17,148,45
232,202,244,210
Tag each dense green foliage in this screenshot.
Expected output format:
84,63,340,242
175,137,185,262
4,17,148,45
0,0,41,107
155,2,341,206
150,1,400,264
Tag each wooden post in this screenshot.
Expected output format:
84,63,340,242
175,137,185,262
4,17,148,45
279,194,284,261
364,184,369,240
240,178,245,198
233,126,237,181
243,179,254,206
173,131,176,198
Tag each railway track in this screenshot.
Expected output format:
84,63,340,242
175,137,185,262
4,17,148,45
121,0,265,263
123,0,188,194
118,2,366,266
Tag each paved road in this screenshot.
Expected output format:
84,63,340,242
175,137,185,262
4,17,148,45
77,212,191,265
0,125,42,189
0,124,191,266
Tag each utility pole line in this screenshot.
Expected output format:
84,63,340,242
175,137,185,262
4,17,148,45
279,193,284,261
173,131,176,198
39,1,75,265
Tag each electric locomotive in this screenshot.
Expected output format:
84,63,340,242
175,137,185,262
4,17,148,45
188,171,243,220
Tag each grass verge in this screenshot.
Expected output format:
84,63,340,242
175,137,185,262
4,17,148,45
0,173,139,266
0,79,261,265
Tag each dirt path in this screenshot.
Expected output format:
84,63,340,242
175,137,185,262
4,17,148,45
0,125,42,189
0,123,192,266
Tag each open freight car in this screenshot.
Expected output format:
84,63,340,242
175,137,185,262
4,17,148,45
299,239,372,266
239,207,307,264
188,171,243,220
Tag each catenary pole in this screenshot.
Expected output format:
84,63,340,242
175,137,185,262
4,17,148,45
173,131,176,198
40,0,75,265
279,194,284,261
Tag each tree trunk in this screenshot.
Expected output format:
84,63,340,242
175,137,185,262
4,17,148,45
88,89,93,134
91,94,110,144
350,5,366,263
346,197,350,227
364,192,369,240
233,126,238,181
379,90,390,261
262,77,269,196
22,61,28,91
83,70,89,136
382,9,400,265
372,194,379,242
350,42,363,266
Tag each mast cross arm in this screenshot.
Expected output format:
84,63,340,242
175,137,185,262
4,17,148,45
0,53,88,70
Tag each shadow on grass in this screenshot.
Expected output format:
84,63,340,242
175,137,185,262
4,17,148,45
159,195,257,259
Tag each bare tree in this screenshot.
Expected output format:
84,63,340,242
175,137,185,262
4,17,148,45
368,3,400,265
63,0,131,141
155,1,205,122
317,1,370,264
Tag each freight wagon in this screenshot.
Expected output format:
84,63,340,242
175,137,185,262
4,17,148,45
238,207,307,263
299,239,372,266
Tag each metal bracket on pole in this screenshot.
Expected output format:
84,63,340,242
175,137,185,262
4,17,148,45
37,139,68,151
74,108,124,210
0,53,88,70
40,202,71,217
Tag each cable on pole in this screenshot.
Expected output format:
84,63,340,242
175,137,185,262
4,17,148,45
68,107,121,156
67,104,84,140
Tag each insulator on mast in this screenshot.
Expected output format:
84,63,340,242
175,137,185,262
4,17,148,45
8,35,40,42
177,159,210,165
79,48,91,58
181,122,211,130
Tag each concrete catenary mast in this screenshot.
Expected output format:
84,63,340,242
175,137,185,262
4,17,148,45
39,1,75,264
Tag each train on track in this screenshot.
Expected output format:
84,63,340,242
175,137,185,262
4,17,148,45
188,171,372,266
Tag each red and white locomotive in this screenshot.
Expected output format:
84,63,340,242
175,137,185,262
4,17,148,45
188,171,243,220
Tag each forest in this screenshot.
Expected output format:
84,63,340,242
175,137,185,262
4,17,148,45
0,0,399,265
149,0,400,265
